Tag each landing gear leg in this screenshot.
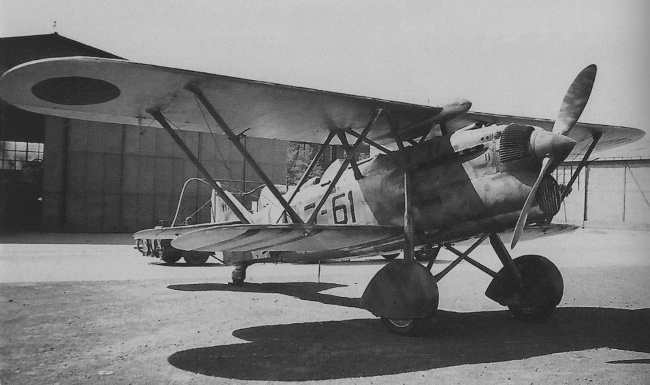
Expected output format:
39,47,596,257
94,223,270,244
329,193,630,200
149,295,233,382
361,124,438,336
231,263,249,286
485,233,564,322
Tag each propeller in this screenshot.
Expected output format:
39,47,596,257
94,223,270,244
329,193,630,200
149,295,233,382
510,157,551,248
552,64,597,136
510,65,596,248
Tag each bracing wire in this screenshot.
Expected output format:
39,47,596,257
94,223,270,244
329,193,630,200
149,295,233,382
185,198,213,224
193,93,236,181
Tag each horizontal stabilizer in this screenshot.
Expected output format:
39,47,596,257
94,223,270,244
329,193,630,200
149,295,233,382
170,223,403,252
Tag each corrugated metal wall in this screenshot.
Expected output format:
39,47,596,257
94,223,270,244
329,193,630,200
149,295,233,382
42,117,287,232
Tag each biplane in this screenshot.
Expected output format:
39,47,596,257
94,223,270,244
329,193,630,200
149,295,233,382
0,57,643,335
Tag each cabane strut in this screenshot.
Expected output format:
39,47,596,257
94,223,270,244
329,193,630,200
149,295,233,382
306,108,383,224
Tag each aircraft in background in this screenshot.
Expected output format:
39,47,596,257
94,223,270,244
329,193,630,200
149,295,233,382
0,58,643,335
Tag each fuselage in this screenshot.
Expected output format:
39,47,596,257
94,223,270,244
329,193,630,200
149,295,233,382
230,123,566,263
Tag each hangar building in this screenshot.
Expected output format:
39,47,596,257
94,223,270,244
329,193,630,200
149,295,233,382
0,33,288,233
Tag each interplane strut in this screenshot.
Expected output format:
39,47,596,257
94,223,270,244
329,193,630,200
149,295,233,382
146,108,251,224
560,132,602,200
185,83,304,224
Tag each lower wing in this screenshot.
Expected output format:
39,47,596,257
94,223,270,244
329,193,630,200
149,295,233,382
500,222,579,245
133,222,239,240
168,223,403,252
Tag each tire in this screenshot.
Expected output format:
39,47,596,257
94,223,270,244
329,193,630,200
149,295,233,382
381,316,434,336
231,265,247,285
183,251,210,266
507,255,564,322
157,240,181,264
382,253,399,260
161,251,182,264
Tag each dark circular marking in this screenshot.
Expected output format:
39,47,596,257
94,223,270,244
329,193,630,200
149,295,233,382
31,76,120,105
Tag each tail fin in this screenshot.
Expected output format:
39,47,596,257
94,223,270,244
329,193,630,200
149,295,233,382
211,187,252,224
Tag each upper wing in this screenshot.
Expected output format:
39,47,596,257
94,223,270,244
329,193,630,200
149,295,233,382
0,56,443,145
168,223,403,252
2,56,641,151
446,112,645,160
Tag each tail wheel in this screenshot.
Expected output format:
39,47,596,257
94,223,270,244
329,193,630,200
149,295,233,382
508,255,564,322
381,316,434,336
231,265,247,285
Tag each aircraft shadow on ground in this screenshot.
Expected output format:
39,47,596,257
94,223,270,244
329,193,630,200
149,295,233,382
153,256,452,268
149,262,223,268
167,282,650,381
168,282,360,308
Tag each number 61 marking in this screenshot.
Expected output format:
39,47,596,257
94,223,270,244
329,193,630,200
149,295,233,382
332,191,356,224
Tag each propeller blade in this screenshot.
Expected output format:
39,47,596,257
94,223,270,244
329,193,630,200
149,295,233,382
511,157,552,249
552,64,597,136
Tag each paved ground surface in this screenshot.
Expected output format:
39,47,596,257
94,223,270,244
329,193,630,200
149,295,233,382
0,228,648,384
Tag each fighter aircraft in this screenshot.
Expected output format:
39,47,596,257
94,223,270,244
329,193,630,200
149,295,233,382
0,57,643,336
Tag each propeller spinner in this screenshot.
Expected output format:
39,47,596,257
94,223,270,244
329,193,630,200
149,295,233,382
510,65,596,248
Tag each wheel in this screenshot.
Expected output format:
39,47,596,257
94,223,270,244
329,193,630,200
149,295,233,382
382,253,399,260
381,316,434,336
154,239,182,264
508,255,564,322
183,251,210,266
231,266,247,285
161,251,182,264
